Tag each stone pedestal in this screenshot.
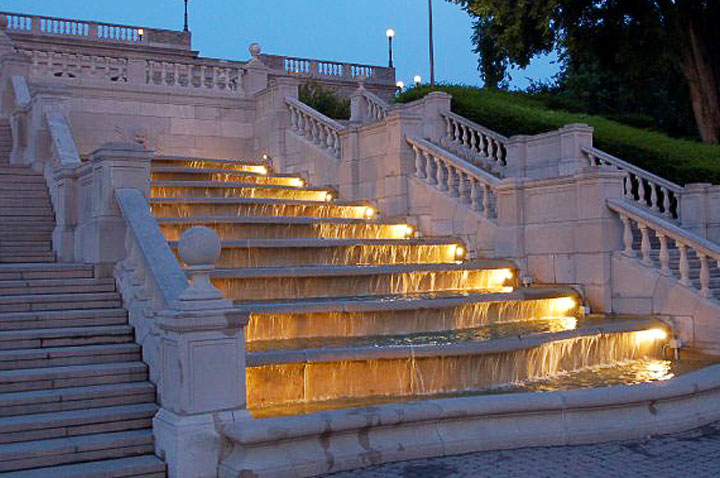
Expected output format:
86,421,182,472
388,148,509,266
153,227,250,478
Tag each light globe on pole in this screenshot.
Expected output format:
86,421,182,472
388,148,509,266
413,75,422,86
386,29,396,68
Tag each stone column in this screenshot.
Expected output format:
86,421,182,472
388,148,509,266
350,84,368,124
680,183,711,239
153,227,250,478
420,91,451,142
74,143,152,275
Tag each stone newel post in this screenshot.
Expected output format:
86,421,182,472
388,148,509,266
154,226,250,478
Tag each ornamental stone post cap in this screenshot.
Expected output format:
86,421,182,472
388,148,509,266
249,42,261,57
179,226,221,267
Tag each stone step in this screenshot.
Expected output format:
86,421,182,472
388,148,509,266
0,361,147,394
171,237,463,268
0,199,52,208
0,403,157,445
0,309,127,331
0,382,155,417
0,176,46,184
0,244,52,253
0,234,54,243
0,278,116,296
0,207,53,216
0,191,50,200
151,180,329,201
0,454,166,478
0,254,57,264
0,292,122,313
0,181,48,191
0,430,154,472
0,343,141,371
158,216,410,241
213,260,515,302
151,166,302,186
0,264,93,281
150,197,372,220
153,155,268,172
0,168,44,176
0,325,133,351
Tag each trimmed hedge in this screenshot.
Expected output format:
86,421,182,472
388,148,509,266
397,86,720,186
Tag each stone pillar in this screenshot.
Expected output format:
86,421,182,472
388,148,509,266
420,91,451,142
253,76,300,170
680,183,711,239
350,84,368,124
244,43,270,96
52,165,79,262
153,227,250,478
74,143,152,274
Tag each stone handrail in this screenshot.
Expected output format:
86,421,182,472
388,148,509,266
608,198,720,300
1,10,189,50
286,97,343,159
146,59,245,93
115,188,188,311
441,111,508,176
261,54,394,85
45,111,82,167
363,89,390,122
407,137,501,220
585,147,683,221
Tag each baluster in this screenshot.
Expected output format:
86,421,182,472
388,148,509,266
458,172,471,203
699,253,711,298
650,183,660,212
469,130,477,153
621,216,635,257
470,179,481,212
637,178,647,207
436,160,448,191
639,224,652,265
332,133,341,158
413,147,425,179
461,125,469,150
482,184,491,219
487,139,496,160
658,234,671,275
448,167,460,197
662,188,673,219
622,172,631,198
444,117,453,145
290,107,299,131
324,125,333,149
297,111,306,136
678,243,691,286
452,121,461,144
427,155,438,185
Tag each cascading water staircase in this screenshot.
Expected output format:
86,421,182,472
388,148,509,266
149,155,693,419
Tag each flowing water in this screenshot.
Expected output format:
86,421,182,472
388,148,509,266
150,157,706,421
246,296,578,343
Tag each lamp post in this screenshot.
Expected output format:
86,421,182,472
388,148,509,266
414,75,422,86
428,0,435,88
184,0,190,32
386,29,395,68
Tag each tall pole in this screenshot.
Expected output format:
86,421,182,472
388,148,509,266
428,0,435,88
184,0,189,32
388,35,394,68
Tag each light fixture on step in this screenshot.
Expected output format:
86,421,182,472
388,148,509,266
453,244,466,261
257,165,269,175
554,297,577,314
293,178,305,188
637,328,669,342
403,224,415,238
504,269,514,280
364,205,377,219
325,191,335,202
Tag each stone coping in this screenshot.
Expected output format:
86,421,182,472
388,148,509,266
240,287,578,314
219,363,720,477
246,318,662,366
210,260,516,279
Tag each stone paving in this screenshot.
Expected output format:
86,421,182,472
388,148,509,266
326,421,720,478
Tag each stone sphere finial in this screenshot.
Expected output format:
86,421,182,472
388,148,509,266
249,42,262,57
179,226,221,267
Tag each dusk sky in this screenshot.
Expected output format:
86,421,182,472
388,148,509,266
2,0,558,89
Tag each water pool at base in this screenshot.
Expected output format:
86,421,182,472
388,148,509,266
249,358,717,419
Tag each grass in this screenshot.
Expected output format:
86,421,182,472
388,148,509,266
396,86,720,186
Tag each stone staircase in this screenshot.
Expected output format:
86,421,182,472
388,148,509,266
0,123,165,477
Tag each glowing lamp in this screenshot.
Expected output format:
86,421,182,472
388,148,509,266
454,245,466,261
396,81,405,90
325,192,334,202
137,28,144,38
386,29,396,38
364,206,377,219
638,328,669,341
413,75,422,85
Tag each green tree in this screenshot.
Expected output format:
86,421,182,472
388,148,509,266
451,0,720,145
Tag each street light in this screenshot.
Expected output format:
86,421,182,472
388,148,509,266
386,29,395,68
414,75,422,86
428,0,435,88
396,81,405,90
183,0,190,32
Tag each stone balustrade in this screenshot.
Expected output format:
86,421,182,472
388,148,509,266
1,10,190,50
263,54,392,84
585,147,683,221
145,59,244,93
20,48,130,83
441,111,508,176
363,89,390,122
286,97,343,159
408,137,500,220
609,198,720,299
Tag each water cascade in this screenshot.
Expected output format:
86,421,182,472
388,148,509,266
150,156,682,419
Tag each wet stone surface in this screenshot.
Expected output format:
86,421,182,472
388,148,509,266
325,421,720,477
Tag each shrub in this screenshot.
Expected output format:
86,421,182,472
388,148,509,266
396,85,720,185
298,82,350,121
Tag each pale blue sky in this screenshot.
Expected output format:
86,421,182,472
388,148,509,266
1,0,558,89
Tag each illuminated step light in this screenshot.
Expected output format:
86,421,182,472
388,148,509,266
554,297,577,314
325,191,335,202
257,165,269,176
452,244,466,261
637,328,669,342
364,205,377,219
